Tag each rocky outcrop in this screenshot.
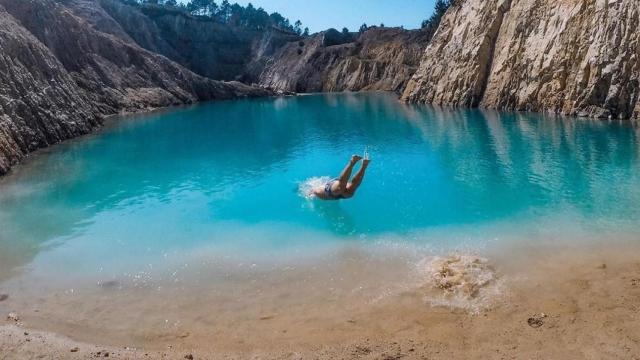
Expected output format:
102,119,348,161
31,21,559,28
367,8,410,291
403,0,640,120
0,0,271,176
0,5,97,175
258,27,431,93
0,0,431,176
88,2,429,93
90,0,301,82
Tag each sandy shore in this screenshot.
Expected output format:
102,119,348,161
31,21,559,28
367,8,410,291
2,241,640,359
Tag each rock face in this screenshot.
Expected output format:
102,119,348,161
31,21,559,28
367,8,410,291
94,0,301,82
0,0,270,175
0,5,97,175
89,2,429,94
0,0,436,176
402,0,640,120
258,27,431,93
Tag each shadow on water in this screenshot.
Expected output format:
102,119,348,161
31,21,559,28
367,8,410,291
0,92,639,278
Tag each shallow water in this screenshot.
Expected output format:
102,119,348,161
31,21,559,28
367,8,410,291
1,93,640,340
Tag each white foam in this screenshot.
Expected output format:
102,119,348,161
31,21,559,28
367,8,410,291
418,254,503,314
298,176,331,199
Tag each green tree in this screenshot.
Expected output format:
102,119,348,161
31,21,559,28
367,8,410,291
227,3,243,26
342,27,349,35
188,0,211,15
124,0,299,33
218,0,231,21
207,1,218,16
359,23,368,33
269,12,286,28
294,19,302,35
302,27,310,36
421,0,452,38
252,7,270,30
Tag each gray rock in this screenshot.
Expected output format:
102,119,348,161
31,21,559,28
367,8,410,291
258,27,432,94
0,0,272,176
402,0,640,121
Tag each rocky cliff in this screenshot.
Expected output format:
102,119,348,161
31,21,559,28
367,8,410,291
402,0,640,120
258,27,431,93
0,0,270,176
0,0,437,176
85,2,429,93
93,0,301,82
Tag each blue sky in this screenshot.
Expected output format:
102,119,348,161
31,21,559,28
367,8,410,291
181,0,437,33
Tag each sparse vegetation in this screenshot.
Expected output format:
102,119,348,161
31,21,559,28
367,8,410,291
421,0,453,38
122,0,305,34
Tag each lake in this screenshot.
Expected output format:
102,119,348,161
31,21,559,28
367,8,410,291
1,92,639,348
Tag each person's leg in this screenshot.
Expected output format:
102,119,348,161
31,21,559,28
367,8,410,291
337,155,362,186
345,159,370,196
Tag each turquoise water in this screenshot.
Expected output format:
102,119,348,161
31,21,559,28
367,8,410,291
1,93,640,284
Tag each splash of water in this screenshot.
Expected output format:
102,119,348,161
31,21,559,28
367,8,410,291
298,176,331,199
419,254,502,313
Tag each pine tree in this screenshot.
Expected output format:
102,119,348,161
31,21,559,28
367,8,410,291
294,20,302,35
421,0,451,37
188,0,211,16
219,0,231,21
123,0,299,34
207,1,218,16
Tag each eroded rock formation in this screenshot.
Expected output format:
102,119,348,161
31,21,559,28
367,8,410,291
93,0,301,82
402,0,640,120
9,0,638,176
0,0,270,175
85,2,430,93
0,0,435,175
259,27,431,93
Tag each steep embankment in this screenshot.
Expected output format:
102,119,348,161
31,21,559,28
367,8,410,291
402,0,640,120
0,0,437,176
89,2,429,93
259,27,431,93
0,0,270,176
93,0,301,82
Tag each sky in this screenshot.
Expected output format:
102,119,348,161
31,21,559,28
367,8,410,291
182,0,437,33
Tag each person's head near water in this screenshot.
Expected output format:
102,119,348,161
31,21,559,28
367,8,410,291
313,152,370,200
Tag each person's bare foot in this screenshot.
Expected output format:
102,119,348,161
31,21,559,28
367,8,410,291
351,154,363,163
